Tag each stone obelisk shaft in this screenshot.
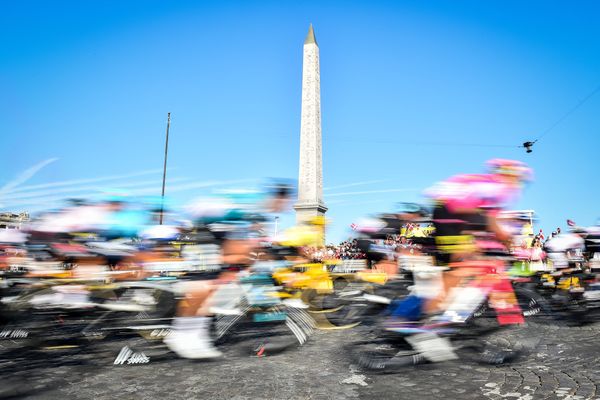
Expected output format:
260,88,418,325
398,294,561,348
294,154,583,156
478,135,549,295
294,24,327,239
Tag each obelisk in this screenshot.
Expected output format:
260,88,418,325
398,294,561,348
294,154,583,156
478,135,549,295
294,24,327,241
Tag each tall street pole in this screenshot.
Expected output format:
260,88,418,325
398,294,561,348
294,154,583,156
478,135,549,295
159,112,171,225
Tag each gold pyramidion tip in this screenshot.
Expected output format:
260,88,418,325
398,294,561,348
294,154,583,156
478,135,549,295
304,23,317,46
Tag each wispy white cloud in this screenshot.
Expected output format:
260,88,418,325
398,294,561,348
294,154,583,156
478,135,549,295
0,177,192,202
325,188,417,198
323,179,389,191
322,199,348,205
3,168,165,194
129,179,256,196
0,178,256,211
0,158,59,195
323,198,392,206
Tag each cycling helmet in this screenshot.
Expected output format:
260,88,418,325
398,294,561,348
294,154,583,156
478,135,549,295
486,158,533,182
395,202,431,219
486,159,533,182
265,179,295,198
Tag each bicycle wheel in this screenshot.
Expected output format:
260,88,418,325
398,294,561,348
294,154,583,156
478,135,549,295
347,338,426,373
456,324,540,365
214,306,314,356
513,287,554,321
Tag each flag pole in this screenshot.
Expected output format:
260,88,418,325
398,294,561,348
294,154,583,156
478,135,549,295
159,112,171,225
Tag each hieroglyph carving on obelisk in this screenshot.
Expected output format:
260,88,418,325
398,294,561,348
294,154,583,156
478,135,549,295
294,24,327,228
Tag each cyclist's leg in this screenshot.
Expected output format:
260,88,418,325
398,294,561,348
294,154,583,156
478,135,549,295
165,279,222,359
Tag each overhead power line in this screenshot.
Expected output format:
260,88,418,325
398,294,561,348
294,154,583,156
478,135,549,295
325,137,521,149
535,83,600,142
328,82,600,154
523,82,600,153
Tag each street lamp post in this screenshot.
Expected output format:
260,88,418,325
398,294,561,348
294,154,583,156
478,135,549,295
159,112,171,225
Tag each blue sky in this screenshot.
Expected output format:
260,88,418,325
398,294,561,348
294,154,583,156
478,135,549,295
1,0,599,242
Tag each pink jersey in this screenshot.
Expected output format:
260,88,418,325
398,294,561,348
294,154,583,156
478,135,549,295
425,173,521,212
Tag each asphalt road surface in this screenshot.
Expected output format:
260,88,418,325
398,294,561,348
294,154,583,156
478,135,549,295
3,321,600,400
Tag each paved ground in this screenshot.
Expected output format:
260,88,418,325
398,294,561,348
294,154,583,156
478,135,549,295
3,321,600,400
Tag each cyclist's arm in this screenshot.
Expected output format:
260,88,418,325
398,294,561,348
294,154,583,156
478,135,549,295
487,213,512,248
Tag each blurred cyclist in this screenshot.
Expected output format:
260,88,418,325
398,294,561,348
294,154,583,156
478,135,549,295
391,159,533,322
426,159,532,262
427,159,532,318
164,183,293,359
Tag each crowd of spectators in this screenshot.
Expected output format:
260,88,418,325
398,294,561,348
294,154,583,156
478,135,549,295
332,239,365,260
302,234,426,262
300,222,573,267
302,239,365,261
524,226,562,257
